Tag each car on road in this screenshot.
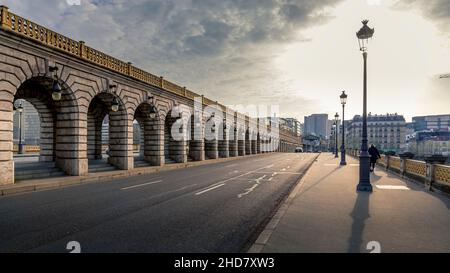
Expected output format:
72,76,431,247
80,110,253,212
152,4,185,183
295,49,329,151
295,147,303,153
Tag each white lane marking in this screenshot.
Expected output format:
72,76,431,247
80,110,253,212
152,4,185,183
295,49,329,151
121,180,163,190
225,163,238,168
193,164,275,196
324,163,338,166
281,168,286,171
238,175,266,198
375,185,410,190
287,166,291,169
195,183,226,195
268,177,273,181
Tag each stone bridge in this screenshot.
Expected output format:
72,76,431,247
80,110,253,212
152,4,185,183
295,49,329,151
0,6,300,185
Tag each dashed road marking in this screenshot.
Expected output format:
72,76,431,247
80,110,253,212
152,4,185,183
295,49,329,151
195,183,226,195
121,180,163,190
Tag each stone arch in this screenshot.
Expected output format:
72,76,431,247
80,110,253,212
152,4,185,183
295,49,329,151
133,101,164,166
0,73,83,184
87,91,131,170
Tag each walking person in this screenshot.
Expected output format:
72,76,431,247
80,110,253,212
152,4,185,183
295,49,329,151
368,144,381,172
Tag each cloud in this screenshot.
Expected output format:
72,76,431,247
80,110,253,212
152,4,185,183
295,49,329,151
393,0,450,35
2,0,344,119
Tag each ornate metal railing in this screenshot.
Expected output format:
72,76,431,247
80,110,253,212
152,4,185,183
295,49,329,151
405,159,427,178
346,149,450,193
434,165,450,186
390,157,401,170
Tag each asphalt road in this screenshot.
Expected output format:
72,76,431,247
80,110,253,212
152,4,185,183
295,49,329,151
0,153,318,253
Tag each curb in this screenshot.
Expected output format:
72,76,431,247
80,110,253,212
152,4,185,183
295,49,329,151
0,153,269,197
247,153,320,253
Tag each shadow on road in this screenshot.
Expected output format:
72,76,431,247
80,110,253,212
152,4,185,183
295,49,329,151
347,192,371,253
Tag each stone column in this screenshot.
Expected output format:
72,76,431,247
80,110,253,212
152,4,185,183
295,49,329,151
56,110,88,176
218,124,229,158
146,118,164,166
0,88,14,184
228,128,238,157
251,132,257,154
108,113,133,170
205,136,218,159
424,155,447,191
189,121,204,161
245,130,251,155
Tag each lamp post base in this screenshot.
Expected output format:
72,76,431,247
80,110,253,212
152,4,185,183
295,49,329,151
357,152,371,192
340,161,347,166
356,183,372,192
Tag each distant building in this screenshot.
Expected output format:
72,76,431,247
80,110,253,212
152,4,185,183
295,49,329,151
280,118,301,136
13,100,40,145
406,131,450,158
412,114,450,132
346,113,407,153
304,114,329,139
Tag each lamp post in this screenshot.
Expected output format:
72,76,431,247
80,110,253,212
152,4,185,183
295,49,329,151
15,100,24,154
356,20,374,192
340,91,347,166
334,112,339,158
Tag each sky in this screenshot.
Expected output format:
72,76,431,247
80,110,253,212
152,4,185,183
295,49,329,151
3,0,449,122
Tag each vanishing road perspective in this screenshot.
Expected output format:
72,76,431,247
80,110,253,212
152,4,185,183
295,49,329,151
1,0,450,256
0,153,316,252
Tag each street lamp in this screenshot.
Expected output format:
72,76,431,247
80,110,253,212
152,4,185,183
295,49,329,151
334,112,339,158
109,85,119,112
340,91,347,166
49,66,62,101
15,100,24,154
148,96,157,119
356,20,374,192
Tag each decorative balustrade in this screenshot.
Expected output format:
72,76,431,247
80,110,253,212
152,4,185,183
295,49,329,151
405,159,427,178
346,148,450,193
390,157,401,170
434,165,450,186
0,6,217,106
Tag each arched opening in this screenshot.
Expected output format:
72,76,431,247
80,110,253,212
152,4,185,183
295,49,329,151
11,76,81,181
245,129,251,155
87,92,128,172
133,102,163,167
256,133,261,154
164,110,187,163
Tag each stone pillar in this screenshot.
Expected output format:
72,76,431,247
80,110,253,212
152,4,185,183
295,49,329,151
218,125,229,158
205,136,218,159
256,134,261,154
228,128,238,157
399,152,414,177
189,121,204,161
108,114,134,170
424,155,448,191
238,128,245,156
55,110,88,176
251,133,257,154
146,118,164,166
245,130,251,155
0,88,14,185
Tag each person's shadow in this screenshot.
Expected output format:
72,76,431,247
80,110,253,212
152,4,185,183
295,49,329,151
347,191,371,253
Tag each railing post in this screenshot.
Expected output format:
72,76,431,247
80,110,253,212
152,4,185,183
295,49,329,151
79,40,87,59
0,5,10,30
386,155,390,170
127,62,132,76
425,162,434,191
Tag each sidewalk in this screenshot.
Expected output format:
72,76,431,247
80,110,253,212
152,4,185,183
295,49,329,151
250,153,450,253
